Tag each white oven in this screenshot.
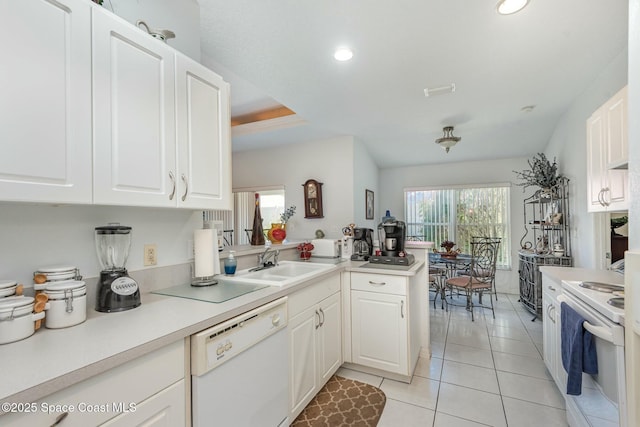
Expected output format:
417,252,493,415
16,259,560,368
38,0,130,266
559,281,626,427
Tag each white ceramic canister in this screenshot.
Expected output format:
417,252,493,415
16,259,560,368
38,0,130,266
0,296,45,344
0,280,17,298
43,280,87,329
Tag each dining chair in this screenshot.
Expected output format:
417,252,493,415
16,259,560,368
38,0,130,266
429,266,447,309
445,236,500,321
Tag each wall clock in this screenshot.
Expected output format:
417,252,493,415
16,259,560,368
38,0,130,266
302,179,324,218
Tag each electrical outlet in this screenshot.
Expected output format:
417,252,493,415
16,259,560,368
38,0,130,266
144,244,157,266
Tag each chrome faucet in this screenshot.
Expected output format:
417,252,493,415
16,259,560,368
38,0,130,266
250,247,280,272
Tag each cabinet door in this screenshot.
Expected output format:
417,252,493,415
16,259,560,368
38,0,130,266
542,292,557,381
0,0,92,204
351,290,408,375
100,380,185,426
92,7,176,207
289,305,319,418
317,292,342,384
175,54,231,210
603,87,628,209
586,110,607,212
605,86,628,168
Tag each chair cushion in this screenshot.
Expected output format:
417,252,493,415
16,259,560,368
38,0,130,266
446,276,491,290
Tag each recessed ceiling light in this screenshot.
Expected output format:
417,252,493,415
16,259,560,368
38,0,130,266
496,0,529,15
334,47,353,61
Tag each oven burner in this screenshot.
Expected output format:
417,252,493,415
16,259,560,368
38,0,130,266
607,297,624,309
578,281,624,293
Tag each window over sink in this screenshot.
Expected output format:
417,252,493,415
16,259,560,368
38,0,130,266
205,186,285,246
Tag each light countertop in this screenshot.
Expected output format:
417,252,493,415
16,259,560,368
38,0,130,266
0,258,423,406
539,266,624,286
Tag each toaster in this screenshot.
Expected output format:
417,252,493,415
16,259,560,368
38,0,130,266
311,239,341,258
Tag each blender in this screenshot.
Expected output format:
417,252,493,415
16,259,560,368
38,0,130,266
95,224,141,312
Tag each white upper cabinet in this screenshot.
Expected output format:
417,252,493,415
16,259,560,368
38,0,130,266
0,0,92,204
586,86,629,212
92,7,177,207
2,2,231,210
175,54,232,210
92,7,231,210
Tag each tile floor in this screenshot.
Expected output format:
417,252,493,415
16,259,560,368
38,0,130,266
336,293,568,427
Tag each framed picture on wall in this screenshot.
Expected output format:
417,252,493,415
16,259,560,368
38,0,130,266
365,189,374,219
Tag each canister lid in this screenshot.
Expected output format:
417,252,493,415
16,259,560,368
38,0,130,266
0,296,34,310
0,280,17,289
95,223,132,234
44,280,86,291
36,266,77,274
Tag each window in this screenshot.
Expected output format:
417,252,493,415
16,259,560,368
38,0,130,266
405,184,511,268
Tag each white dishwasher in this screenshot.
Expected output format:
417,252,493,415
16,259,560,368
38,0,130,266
191,297,289,427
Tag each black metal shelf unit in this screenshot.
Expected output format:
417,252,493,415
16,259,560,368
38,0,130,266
518,177,572,317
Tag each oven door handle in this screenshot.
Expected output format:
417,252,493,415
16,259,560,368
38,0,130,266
557,294,615,343
583,321,615,343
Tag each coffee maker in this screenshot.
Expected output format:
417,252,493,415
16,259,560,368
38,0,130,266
95,224,141,312
371,219,415,266
350,228,373,261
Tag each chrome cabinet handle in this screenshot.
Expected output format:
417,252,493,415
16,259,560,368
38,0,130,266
368,280,386,286
602,187,610,206
401,300,405,318
168,171,176,200
50,412,68,427
319,307,325,326
548,286,556,292
315,310,320,329
181,173,188,202
597,189,603,206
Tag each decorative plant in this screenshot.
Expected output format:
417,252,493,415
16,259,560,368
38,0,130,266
280,205,296,224
440,240,456,253
513,153,563,190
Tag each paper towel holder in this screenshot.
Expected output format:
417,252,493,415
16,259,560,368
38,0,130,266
191,228,220,287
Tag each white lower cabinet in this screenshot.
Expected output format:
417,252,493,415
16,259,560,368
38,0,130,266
288,274,342,421
349,272,420,378
352,290,408,374
542,275,566,392
100,380,185,427
1,340,186,427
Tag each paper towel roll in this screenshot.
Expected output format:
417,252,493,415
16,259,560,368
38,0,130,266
194,229,219,278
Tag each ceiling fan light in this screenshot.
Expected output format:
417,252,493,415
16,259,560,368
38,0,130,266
435,126,461,153
496,0,529,15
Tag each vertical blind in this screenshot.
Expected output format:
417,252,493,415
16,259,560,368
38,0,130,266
404,185,511,268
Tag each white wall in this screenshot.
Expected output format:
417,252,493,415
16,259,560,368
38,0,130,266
107,0,201,61
232,136,359,240
545,47,628,268
0,204,202,287
378,157,529,295
353,139,380,230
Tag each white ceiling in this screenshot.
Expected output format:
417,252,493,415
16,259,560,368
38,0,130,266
198,0,628,168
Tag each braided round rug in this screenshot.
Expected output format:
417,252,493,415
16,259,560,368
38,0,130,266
291,375,386,427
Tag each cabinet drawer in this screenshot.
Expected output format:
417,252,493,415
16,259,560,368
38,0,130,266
351,273,407,296
289,273,340,319
1,340,185,427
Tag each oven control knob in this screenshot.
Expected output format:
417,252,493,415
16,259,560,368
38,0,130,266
216,345,224,356
271,314,281,326
224,342,232,351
